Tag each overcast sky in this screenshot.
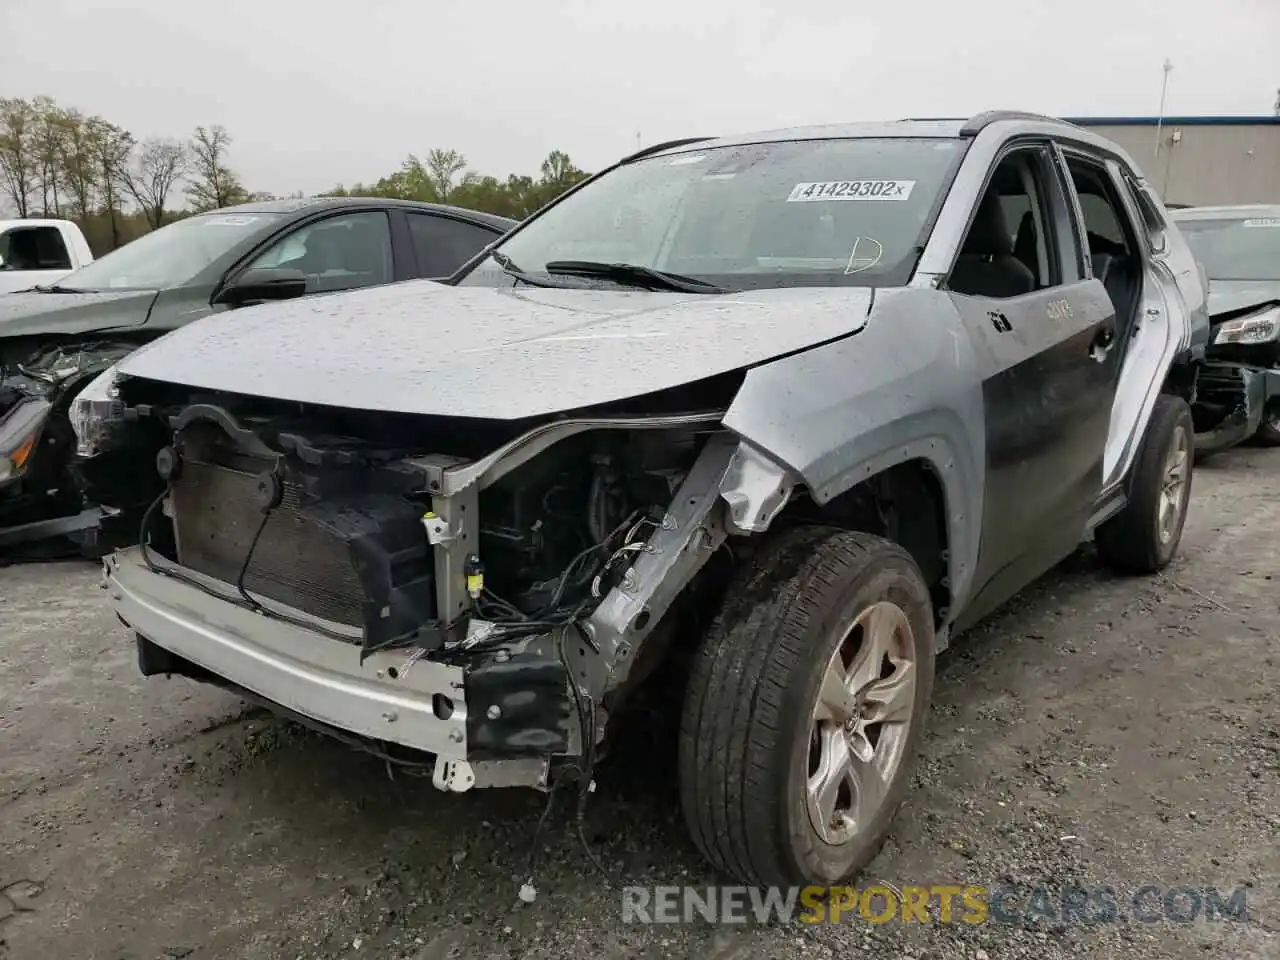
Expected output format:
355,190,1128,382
3,0,1277,197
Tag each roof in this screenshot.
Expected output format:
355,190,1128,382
643,120,965,156
200,196,517,231
1170,203,1280,220
1067,116,1280,127
0,218,79,229
635,110,1195,161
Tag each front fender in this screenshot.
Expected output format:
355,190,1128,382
722,287,985,613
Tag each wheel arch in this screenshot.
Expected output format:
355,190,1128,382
721,288,988,627
763,447,965,633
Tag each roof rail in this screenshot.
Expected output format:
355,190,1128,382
958,111,1075,136
621,136,715,163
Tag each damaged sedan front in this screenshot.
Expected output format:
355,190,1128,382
0,198,514,556
0,339,137,552
1172,205,1280,453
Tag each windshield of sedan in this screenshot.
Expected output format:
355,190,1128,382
1176,216,1280,281
59,211,283,291
470,137,967,291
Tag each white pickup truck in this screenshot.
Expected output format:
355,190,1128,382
0,219,94,294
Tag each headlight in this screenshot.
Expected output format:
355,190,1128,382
69,364,125,458
0,397,53,484
1213,306,1280,346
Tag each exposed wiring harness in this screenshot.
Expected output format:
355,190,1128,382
462,506,648,651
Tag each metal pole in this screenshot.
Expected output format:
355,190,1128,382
1154,58,1173,159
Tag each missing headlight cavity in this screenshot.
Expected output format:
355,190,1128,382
107,383,746,668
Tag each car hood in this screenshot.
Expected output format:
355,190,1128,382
1207,280,1280,319
0,289,157,339
117,280,874,419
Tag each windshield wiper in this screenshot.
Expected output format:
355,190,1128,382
32,283,91,294
543,260,724,294
489,251,558,288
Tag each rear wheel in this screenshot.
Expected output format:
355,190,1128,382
1253,407,1280,447
1096,394,1194,573
678,526,935,885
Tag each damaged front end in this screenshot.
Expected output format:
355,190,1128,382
1192,305,1280,454
97,375,796,792
0,340,133,551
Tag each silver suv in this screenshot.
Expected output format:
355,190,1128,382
79,110,1206,886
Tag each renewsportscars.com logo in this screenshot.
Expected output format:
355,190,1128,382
622,884,1250,926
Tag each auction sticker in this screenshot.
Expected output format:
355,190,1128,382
204,215,261,226
786,179,915,202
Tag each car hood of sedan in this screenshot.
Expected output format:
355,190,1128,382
1207,279,1280,319
116,279,874,420
0,288,157,339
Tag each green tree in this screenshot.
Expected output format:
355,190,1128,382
89,119,135,248
57,109,99,221
0,97,37,217
32,96,69,216
424,148,470,201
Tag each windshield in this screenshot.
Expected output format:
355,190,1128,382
61,212,283,291
1176,216,1280,281
465,137,966,291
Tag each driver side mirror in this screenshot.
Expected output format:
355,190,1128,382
1149,228,1168,256
214,267,308,307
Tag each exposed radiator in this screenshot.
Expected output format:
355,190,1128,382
170,458,366,628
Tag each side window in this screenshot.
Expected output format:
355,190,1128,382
1062,157,1138,261
949,146,1072,299
0,226,72,271
1061,153,1145,326
1079,194,1126,247
407,214,499,278
247,211,392,294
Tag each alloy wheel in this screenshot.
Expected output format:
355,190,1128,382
806,601,917,846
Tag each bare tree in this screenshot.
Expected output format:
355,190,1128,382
0,97,36,217
187,124,246,210
123,138,187,229
90,119,135,248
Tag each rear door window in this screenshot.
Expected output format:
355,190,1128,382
406,214,499,278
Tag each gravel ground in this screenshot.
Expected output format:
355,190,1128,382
1,446,1278,960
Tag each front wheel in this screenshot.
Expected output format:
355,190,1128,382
1096,394,1194,573
678,526,935,886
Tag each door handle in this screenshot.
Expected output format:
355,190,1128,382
1090,324,1116,362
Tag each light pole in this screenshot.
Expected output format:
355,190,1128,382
1154,58,1173,159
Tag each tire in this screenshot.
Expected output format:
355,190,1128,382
1253,411,1280,447
678,526,936,886
1095,394,1194,574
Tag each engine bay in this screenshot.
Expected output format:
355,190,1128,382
95,378,717,660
